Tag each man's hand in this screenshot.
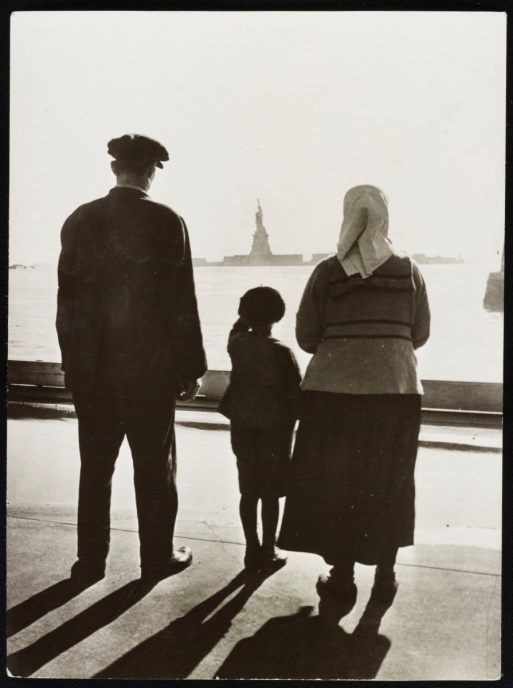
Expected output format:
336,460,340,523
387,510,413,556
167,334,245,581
178,379,201,402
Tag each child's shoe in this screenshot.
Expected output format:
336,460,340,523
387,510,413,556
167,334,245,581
261,546,288,572
244,544,262,573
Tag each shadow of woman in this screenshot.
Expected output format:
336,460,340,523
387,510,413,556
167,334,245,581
95,570,269,679
216,594,394,680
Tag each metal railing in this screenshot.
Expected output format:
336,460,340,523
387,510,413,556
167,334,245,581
7,360,502,428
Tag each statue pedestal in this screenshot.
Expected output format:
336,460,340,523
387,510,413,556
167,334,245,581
483,271,504,312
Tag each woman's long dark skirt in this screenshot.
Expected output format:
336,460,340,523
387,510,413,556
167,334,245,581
278,392,421,566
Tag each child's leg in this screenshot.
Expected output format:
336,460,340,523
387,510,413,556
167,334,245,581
232,426,261,570
240,493,262,571
261,496,280,552
239,493,259,549
261,496,287,569
259,425,292,568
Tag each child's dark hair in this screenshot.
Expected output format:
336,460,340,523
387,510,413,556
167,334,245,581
238,286,286,327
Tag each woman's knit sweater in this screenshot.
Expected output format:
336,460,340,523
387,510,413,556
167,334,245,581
297,254,430,394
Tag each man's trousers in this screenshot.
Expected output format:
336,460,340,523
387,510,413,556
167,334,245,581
73,392,178,571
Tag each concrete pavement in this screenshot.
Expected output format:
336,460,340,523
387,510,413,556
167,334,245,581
6,410,502,679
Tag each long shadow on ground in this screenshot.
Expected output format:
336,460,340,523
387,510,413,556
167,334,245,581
7,578,96,638
95,570,267,679
216,594,394,680
7,578,156,677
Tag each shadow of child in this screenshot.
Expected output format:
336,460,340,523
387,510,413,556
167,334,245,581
94,570,268,679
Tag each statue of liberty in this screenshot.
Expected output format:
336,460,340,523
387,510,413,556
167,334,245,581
250,199,272,259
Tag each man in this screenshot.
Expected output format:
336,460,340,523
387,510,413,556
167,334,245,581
56,134,207,582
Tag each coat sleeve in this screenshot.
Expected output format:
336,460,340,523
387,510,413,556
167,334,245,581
55,213,79,371
411,261,431,349
296,261,327,353
227,317,250,351
171,218,208,383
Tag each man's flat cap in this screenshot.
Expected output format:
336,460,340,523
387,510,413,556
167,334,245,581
107,134,169,168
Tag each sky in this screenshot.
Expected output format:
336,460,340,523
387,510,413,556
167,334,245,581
10,11,506,265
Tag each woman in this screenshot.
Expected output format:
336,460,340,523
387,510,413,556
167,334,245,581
278,185,430,608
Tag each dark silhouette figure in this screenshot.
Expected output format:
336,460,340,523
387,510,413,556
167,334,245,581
56,134,206,581
218,287,301,573
94,571,268,679
279,185,430,604
216,595,394,680
7,579,155,677
7,577,95,638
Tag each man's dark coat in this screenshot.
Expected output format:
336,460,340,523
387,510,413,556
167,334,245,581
56,186,207,398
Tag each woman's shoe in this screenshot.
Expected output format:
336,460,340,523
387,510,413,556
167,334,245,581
317,573,357,624
316,573,357,604
371,571,398,605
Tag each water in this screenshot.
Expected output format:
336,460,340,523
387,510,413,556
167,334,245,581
8,263,503,382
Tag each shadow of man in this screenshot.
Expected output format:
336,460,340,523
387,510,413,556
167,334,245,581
7,578,156,677
7,577,95,638
95,570,268,679
216,594,394,680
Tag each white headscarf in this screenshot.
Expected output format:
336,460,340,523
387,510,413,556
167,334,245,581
337,185,394,278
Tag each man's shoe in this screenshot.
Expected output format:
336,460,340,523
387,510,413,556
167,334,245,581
70,560,106,585
260,546,288,572
140,546,193,580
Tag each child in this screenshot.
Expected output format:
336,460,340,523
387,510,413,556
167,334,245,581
219,287,302,573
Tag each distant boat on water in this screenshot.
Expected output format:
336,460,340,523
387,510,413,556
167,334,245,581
483,247,504,312
412,253,464,265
